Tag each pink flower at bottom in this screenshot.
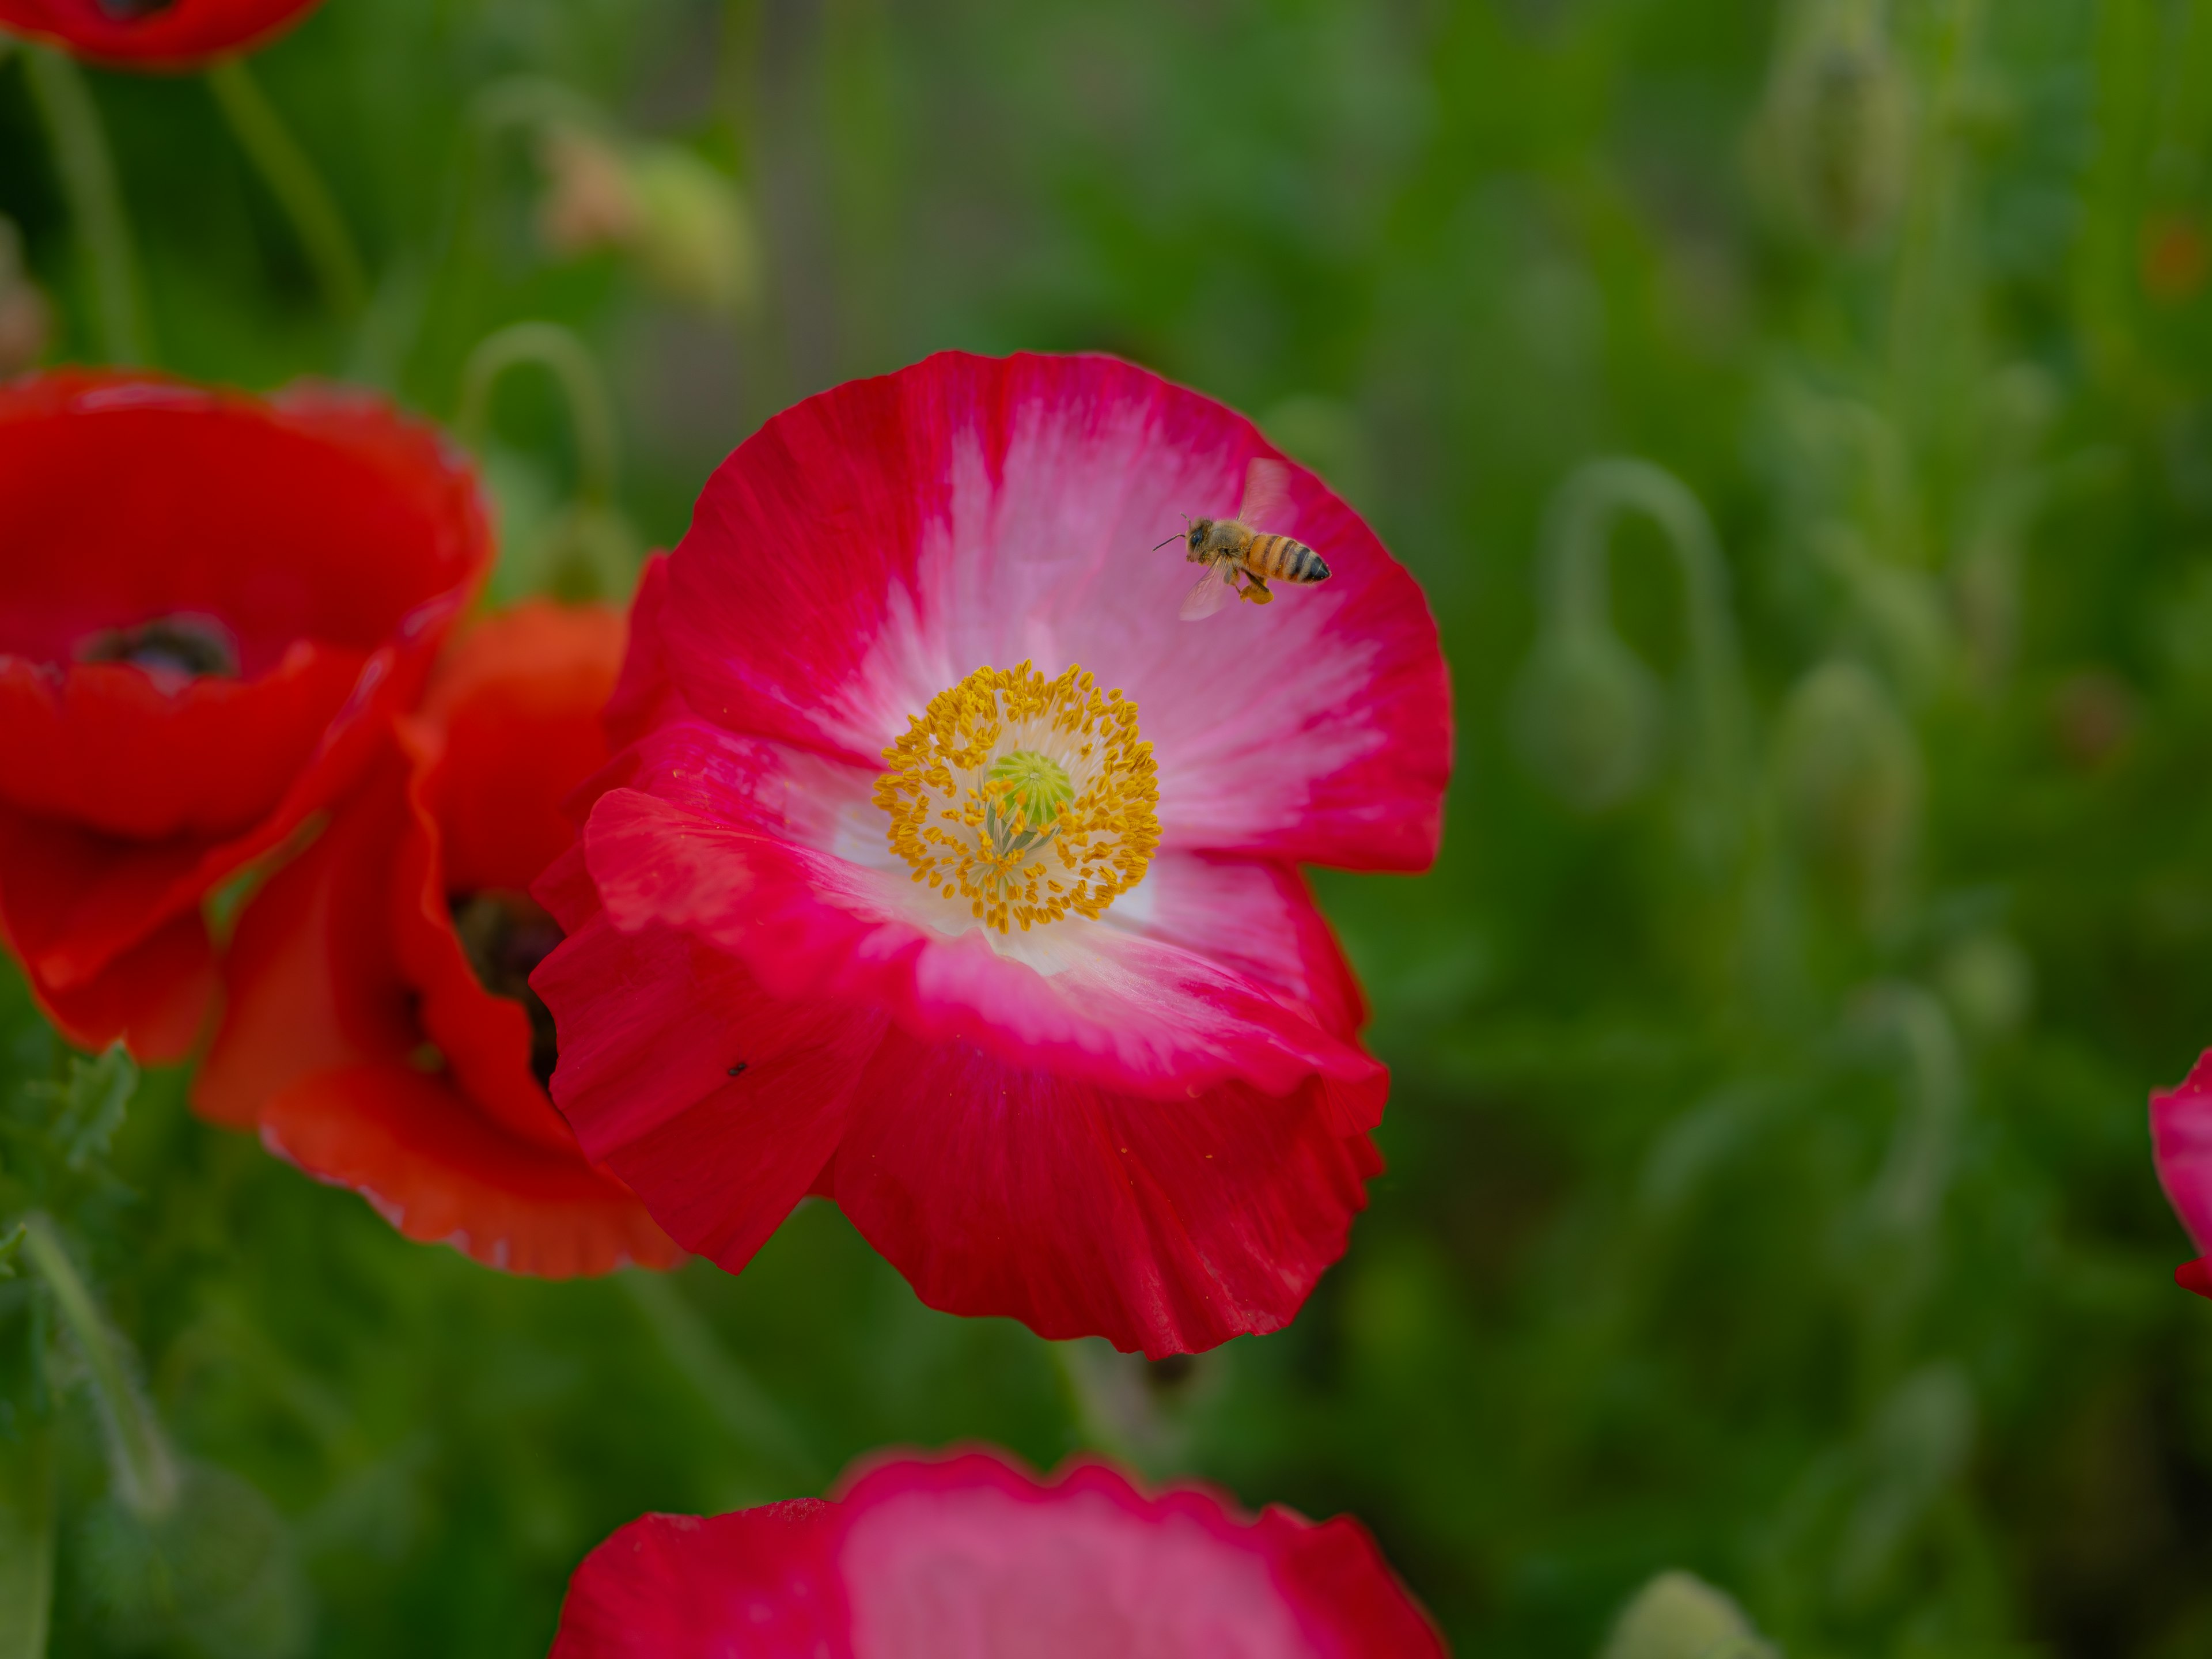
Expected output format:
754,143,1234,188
533,351,1451,1357
2153,1055,2212,1300
552,1449,1446,1659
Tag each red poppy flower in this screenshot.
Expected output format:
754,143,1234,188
0,0,324,69
0,372,487,1062
2153,1055,2212,1300
553,1448,1447,1658
194,603,679,1278
533,350,1452,1354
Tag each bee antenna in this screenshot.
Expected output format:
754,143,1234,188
1152,533,1183,552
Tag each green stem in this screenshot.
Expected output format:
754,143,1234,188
206,56,369,317
22,47,146,364
1540,457,1753,864
21,1215,176,1519
1860,984,1964,1240
456,320,621,505
0,1423,55,1659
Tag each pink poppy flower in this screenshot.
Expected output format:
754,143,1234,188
2153,1055,2212,1300
551,1448,1447,1658
533,351,1450,1356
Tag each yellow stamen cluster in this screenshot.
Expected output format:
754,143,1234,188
874,662,1160,934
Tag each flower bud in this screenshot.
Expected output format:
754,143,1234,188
1776,660,1919,922
536,126,760,317
1599,1571,1776,1659
1757,1,1912,247
535,124,643,257
1512,622,1666,813
628,144,760,317
1936,930,2032,1039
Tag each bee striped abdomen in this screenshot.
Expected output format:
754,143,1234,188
1247,533,1330,583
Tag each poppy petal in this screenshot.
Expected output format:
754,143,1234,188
577,784,1378,1105
0,372,488,1056
260,1062,680,1278
831,1030,1376,1356
2152,1051,2212,1256
552,1503,844,1659
532,899,876,1275
657,351,1450,873
552,1449,1446,1658
0,0,325,71
19,908,215,1065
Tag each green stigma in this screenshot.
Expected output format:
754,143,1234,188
986,749,1074,838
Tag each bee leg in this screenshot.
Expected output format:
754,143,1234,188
1240,576,1274,605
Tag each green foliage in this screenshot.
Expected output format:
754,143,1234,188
3,1,2212,1656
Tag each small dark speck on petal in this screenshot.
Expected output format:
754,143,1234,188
728,1062,748,1077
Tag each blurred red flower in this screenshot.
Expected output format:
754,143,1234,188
553,1448,1447,1659
0,0,324,69
0,372,487,1060
532,351,1452,1356
194,603,679,1277
2153,1055,2212,1301
2142,214,2211,305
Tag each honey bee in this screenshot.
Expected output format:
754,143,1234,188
1161,457,1331,621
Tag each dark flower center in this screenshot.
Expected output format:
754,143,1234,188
78,613,240,679
93,0,179,17
450,891,563,1090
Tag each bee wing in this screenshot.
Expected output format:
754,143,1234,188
1237,456,1291,529
1179,559,1238,622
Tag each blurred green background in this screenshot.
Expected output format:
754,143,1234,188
4,0,2212,1654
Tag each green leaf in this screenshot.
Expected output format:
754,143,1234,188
27,1046,138,1173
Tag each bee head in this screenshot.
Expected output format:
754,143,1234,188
1155,516,1205,557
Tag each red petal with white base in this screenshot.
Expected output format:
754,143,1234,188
543,352,1449,1350
573,717,1382,1103
654,351,1450,872
541,785,1384,1351
831,1031,1380,1354
579,786,1379,1104
552,1449,1445,1659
